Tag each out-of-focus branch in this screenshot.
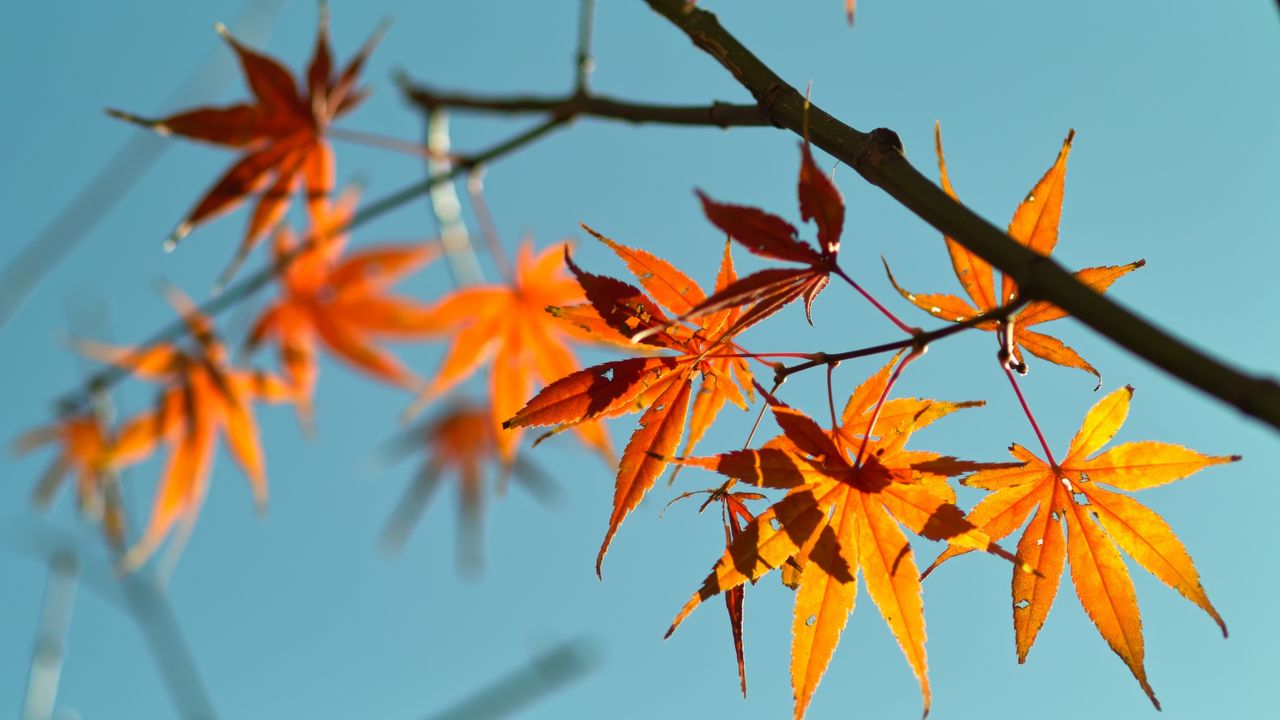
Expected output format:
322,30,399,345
425,111,484,286
422,637,601,720
7,523,218,720
574,0,597,92
21,552,77,720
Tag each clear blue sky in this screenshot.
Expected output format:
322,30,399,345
3,1,1279,718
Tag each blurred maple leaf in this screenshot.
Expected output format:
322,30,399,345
406,240,616,468
381,402,560,573
14,412,156,549
76,288,292,570
924,386,1238,708
884,125,1143,383
108,9,383,284
247,187,440,429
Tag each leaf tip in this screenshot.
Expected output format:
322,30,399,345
1088,366,1103,391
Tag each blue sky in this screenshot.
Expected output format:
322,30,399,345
3,1,1279,718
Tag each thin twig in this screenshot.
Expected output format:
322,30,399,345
833,265,914,335
774,300,1026,383
854,348,922,469
644,0,1280,431
329,126,445,161
574,0,597,92
467,169,513,284
398,78,771,129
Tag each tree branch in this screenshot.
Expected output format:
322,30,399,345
398,76,772,128
644,0,1280,431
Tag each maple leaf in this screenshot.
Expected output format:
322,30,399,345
107,9,383,282
664,487,767,696
76,287,292,570
721,491,757,696
14,412,156,548
632,143,848,343
668,359,1015,720
884,125,1143,383
380,402,560,573
924,386,1238,708
247,188,440,429
404,240,615,468
505,232,757,576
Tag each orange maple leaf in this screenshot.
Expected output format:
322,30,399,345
108,9,383,282
77,288,292,570
14,412,156,548
669,359,1015,719
247,188,440,428
925,386,1238,709
404,240,617,468
381,402,560,573
504,233,756,576
885,125,1143,382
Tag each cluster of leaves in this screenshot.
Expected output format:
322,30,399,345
17,9,1240,720
24,13,613,572
501,129,1236,716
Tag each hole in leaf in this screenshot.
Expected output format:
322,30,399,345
806,615,817,627
1015,599,1031,610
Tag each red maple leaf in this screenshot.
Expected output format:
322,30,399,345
108,9,383,283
